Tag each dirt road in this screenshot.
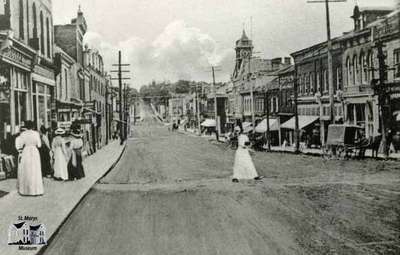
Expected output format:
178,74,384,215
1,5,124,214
42,103,400,255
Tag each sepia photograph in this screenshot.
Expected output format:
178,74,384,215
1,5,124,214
0,0,399,254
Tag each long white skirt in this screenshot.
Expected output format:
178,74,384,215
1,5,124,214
233,147,258,180
53,147,69,181
18,146,44,196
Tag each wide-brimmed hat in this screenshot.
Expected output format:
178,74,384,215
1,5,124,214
54,128,65,135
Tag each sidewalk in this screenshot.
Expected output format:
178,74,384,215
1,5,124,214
270,145,400,160
0,140,126,255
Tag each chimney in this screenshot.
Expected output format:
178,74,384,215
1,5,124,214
284,57,291,65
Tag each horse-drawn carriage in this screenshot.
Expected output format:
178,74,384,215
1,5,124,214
322,124,372,159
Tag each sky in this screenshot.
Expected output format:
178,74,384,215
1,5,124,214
52,0,397,89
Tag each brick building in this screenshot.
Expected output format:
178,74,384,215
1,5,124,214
0,0,55,143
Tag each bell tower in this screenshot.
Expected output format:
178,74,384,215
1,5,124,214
233,30,253,79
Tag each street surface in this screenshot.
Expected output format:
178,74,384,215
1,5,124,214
42,101,400,255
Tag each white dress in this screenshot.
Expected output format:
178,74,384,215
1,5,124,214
233,134,259,180
52,136,69,181
15,130,44,196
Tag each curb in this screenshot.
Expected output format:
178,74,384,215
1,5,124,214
37,142,127,255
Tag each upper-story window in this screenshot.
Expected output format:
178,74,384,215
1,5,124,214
40,11,44,55
323,69,328,92
309,72,314,94
64,69,68,100
315,72,321,92
336,67,342,91
352,54,358,85
346,57,351,87
46,17,51,58
367,51,374,81
394,49,400,79
32,3,37,37
19,0,24,40
360,52,367,84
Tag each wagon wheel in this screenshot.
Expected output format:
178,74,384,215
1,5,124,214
322,145,332,160
336,145,346,159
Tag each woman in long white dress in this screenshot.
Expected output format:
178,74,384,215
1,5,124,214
232,128,259,181
15,121,44,196
52,128,69,181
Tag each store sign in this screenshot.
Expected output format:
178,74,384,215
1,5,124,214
73,119,91,125
58,121,72,129
2,48,32,67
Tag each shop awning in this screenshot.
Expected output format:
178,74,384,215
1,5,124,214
201,119,216,127
281,115,319,130
255,118,279,133
242,122,253,133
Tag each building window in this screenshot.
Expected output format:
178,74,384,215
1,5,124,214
352,54,358,85
346,57,351,87
323,69,328,92
40,11,44,55
64,69,68,100
336,67,342,91
32,3,37,37
394,49,400,79
360,52,367,84
316,71,321,92
46,17,50,58
309,72,314,94
26,0,29,38
367,51,374,81
19,0,24,40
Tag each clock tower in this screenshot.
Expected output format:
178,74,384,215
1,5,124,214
233,30,253,79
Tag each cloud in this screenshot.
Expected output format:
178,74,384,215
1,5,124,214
84,20,234,89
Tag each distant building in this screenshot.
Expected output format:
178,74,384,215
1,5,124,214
230,29,290,128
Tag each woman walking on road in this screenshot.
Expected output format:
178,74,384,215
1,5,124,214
67,128,85,180
15,121,44,196
39,126,53,178
232,126,260,182
52,128,69,181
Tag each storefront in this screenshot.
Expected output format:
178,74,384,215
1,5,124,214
0,38,35,143
32,65,56,130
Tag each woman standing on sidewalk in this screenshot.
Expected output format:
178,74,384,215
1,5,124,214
52,128,69,181
67,128,85,180
232,126,260,182
39,126,53,178
15,121,44,196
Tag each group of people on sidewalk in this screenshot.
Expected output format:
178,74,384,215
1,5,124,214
15,121,85,197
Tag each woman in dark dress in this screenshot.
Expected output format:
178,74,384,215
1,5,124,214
39,126,53,177
67,129,85,180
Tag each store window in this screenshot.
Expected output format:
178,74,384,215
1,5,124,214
0,66,10,142
394,49,400,79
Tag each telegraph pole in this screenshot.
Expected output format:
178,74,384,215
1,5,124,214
111,51,130,145
308,0,346,126
376,40,389,158
212,66,219,141
294,65,300,153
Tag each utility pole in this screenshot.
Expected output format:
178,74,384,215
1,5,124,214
195,83,201,135
111,51,130,145
376,40,389,158
248,55,256,131
294,65,300,153
212,66,219,141
265,88,271,151
308,0,346,127
105,84,109,145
